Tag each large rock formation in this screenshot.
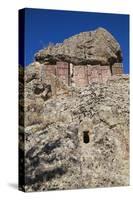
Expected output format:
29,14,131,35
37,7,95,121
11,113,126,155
19,28,129,192
35,27,122,65
19,65,129,192
34,28,123,87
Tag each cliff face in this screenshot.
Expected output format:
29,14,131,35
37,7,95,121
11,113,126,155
19,28,129,192
35,28,122,65
19,64,129,191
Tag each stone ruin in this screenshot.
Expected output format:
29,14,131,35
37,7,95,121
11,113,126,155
19,28,129,192
35,27,123,87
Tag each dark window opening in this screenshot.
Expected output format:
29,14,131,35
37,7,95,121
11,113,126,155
110,64,113,75
83,131,90,144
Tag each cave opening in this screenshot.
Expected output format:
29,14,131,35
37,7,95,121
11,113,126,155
83,131,90,144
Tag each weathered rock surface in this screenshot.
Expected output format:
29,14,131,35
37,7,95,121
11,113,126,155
35,27,122,65
19,64,129,191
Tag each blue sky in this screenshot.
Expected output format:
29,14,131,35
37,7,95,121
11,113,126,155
23,8,129,74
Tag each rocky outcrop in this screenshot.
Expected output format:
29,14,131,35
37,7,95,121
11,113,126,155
35,27,122,65
19,27,128,192
19,62,129,191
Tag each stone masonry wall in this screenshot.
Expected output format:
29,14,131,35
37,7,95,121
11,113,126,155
41,61,122,87
73,65,111,87
73,65,88,87
112,63,123,75
56,62,69,85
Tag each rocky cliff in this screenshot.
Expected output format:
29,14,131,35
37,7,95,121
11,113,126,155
19,27,129,192
19,64,129,191
35,27,122,65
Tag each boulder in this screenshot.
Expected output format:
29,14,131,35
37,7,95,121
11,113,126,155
35,27,122,65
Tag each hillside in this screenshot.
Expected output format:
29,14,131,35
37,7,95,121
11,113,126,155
19,64,129,191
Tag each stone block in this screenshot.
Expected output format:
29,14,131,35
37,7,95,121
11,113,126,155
56,61,69,85
112,63,123,75
73,65,88,87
